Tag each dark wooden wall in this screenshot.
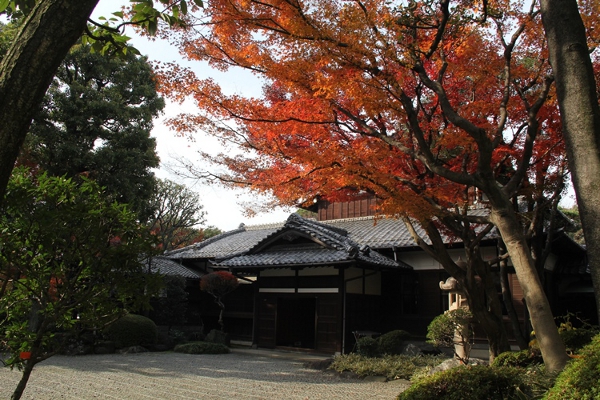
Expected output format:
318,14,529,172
317,196,378,221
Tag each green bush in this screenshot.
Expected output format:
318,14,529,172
330,353,444,380
378,330,411,355
174,341,230,354
544,333,600,399
492,349,543,368
398,365,525,400
356,336,380,357
104,314,158,349
559,327,596,353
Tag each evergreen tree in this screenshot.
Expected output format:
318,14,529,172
20,43,164,221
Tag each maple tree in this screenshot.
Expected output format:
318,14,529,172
155,0,600,371
200,271,239,332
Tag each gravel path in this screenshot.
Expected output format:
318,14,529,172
0,350,409,399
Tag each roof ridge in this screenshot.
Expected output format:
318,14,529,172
245,221,286,231
165,226,247,256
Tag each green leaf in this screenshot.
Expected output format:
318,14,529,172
147,19,158,36
180,0,188,15
0,0,10,13
192,0,203,7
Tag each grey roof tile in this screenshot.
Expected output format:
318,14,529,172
150,256,202,278
164,210,495,269
215,248,355,267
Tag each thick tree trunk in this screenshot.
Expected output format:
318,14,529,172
0,0,99,201
489,201,568,372
540,0,600,324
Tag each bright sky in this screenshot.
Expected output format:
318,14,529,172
91,1,292,231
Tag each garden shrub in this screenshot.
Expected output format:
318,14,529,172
426,309,473,363
378,330,411,355
330,353,444,380
104,314,158,349
492,349,543,368
559,326,596,354
530,314,598,355
544,333,600,399
398,365,525,400
356,336,380,357
174,341,230,354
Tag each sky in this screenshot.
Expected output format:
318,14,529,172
91,1,293,232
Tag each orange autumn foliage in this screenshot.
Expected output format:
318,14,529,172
152,0,591,221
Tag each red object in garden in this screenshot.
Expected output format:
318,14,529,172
19,351,31,360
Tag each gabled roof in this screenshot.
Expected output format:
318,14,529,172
210,214,404,269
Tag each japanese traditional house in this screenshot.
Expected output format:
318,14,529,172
163,195,594,354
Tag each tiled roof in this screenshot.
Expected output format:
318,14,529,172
324,216,425,249
211,214,402,269
165,226,277,260
150,256,202,278
165,211,496,268
215,248,360,268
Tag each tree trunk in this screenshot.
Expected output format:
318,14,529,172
0,0,99,201
489,202,568,372
464,253,511,362
539,0,600,324
11,358,35,400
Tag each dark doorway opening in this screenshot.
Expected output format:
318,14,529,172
276,297,316,349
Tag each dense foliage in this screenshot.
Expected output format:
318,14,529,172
21,43,164,220
398,365,526,400
544,333,600,399
0,168,160,398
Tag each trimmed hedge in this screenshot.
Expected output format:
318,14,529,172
544,333,600,399
398,365,525,400
104,314,158,349
378,330,411,355
356,336,380,357
173,341,230,354
330,353,444,381
492,349,543,368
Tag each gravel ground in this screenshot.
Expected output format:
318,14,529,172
0,349,409,399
